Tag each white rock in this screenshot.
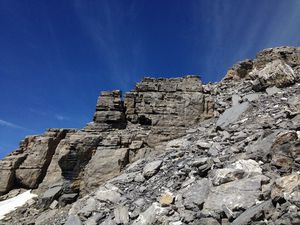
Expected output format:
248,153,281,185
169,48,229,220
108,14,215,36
114,205,129,224
131,203,168,225
95,184,121,204
230,159,262,176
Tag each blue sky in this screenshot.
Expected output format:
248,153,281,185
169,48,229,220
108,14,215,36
0,0,300,158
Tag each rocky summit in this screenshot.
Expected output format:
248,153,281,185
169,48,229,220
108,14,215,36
0,46,300,225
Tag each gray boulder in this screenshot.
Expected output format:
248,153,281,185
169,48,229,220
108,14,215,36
203,176,262,213
216,102,250,129
143,160,162,179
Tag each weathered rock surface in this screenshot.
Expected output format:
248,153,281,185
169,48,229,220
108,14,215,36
216,102,250,129
250,59,296,90
1,46,300,225
125,76,214,144
0,129,71,194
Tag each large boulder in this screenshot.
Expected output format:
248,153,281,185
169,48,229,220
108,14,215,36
216,102,250,129
250,59,296,90
203,176,263,213
271,174,300,204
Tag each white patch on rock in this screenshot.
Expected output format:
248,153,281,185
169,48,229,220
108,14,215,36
0,190,37,220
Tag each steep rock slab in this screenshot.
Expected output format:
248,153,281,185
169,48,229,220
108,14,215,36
39,132,101,194
216,102,250,129
0,129,70,193
83,147,129,192
0,154,27,194
15,129,70,189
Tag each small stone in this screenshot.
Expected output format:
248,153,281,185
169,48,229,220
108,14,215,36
49,200,58,209
196,217,220,225
133,198,146,208
143,160,162,179
189,157,208,167
222,204,234,219
131,203,168,225
211,168,245,186
221,218,230,225
266,86,281,95
96,185,121,203
40,186,62,208
134,173,145,183
129,141,143,150
59,193,78,205
169,222,183,225
79,197,97,217
196,141,212,149
114,205,129,224
160,191,174,207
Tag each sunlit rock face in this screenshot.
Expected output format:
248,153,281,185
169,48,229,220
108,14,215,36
124,75,214,145
1,46,300,225
0,129,71,194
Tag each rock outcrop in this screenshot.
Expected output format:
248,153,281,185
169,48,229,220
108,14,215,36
0,46,300,225
0,129,72,194
125,76,214,145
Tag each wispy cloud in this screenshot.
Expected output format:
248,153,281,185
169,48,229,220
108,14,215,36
0,119,27,130
190,0,300,81
55,114,69,121
29,108,48,116
29,108,70,121
73,0,144,91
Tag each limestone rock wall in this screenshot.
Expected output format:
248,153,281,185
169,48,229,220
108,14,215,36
93,90,126,129
1,46,300,225
2,46,299,210
0,129,72,194
124,76,214,145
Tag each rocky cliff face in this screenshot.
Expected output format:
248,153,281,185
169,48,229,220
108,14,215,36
0,46,300,225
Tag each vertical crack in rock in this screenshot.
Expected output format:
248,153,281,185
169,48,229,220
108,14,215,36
0,129,72,194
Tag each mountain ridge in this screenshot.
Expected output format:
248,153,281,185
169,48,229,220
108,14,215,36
0,46,299,225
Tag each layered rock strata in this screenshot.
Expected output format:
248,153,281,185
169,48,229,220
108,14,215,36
0,46,300,225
